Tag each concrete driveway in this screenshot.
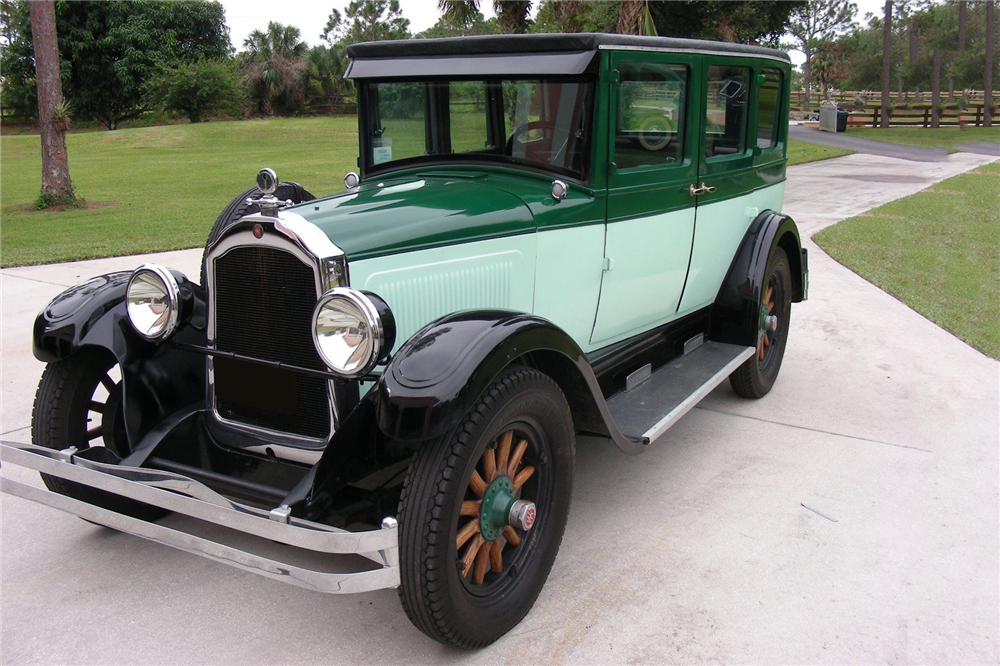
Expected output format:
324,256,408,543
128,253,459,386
2,152,997,664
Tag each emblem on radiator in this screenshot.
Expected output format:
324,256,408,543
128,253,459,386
252,223,264,239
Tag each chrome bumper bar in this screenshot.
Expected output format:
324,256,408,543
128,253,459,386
0,440,399,594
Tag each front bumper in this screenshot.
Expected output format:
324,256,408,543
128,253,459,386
0,440,399,594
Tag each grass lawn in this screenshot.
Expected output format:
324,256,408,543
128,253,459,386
1,117,360,267
2,117,856,267
814,161,1000,359
787,139,854,165
846,126,1000,152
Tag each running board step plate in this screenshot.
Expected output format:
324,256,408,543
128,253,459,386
606,341,754,445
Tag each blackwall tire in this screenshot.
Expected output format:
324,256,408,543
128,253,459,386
30,348,168,521
396,366,575,649
730,246,792,399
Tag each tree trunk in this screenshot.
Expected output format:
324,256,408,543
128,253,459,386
617,0,644,36
881,0,892,128
908,19,917,65
29,0,73,198
958,0,967,51
931,48,941,128
803,54,812,112
987,0,995,127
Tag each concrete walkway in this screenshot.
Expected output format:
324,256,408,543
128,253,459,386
2,152,998,664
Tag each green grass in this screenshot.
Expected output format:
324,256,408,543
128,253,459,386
814,161,1000,359
846,126,1000,152
1,117,360,267
1,116,858,267
787,139,854,165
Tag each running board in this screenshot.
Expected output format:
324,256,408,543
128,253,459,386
606,341,754,445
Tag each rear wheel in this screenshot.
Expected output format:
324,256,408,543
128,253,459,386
730,247,792,398
397,366,574,648
31,348,166,520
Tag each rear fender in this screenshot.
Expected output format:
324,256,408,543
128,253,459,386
711,211,806,347
32,271,208,448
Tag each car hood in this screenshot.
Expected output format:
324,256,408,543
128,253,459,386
289,175,535,262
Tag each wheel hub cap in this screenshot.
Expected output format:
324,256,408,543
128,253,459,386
480,476,516,541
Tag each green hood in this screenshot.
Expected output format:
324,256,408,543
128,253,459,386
290,175,535,261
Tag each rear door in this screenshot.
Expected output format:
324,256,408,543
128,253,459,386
678,58,785,314
590,51,701,347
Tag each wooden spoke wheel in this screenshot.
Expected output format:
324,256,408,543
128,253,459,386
397,366,574,649
455,428,539,587
731,247,793,399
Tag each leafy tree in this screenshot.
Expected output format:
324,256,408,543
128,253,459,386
788,0,857,111
0,0,37,120
147,58,245,123
322,0,410,45
532,0,617,33
242,22,307,115
0,0,232,129
646,1,806,47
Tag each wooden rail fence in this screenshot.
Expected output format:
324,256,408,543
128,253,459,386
841,103,997,128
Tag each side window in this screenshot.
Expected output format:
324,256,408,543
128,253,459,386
757,69,782,149
450,81,492,153
705,65,750,158
614,62,687,170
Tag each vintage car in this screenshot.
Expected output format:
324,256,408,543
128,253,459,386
1,34,806,648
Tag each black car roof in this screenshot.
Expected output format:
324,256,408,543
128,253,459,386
346,33,789,62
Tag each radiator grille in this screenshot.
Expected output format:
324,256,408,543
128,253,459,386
213,245,331,439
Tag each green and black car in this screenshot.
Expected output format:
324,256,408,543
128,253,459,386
2,34,807,648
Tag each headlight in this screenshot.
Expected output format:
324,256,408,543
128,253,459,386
312,288,394,378
126,264,180,341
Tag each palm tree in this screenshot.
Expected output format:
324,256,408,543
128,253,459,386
439,0,531,34
880,0,891,128
243,22,307,115
28,0,76,206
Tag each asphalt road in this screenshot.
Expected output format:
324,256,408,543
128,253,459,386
1,152,997,664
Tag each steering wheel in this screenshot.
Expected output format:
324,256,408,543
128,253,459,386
507,121,575,160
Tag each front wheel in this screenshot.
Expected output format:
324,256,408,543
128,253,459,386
730,246,792,398
396,366,575,649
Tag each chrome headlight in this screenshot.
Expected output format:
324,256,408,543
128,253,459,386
312,288,393,378
126,264,180,341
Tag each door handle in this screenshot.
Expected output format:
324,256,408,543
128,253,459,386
688,182,717,197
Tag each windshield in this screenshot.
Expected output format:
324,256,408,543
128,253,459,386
361,78,593,180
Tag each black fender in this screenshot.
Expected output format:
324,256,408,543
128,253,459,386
711,210,808,347
375,310,643,455
32,271,208,450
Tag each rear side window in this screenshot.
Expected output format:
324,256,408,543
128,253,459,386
705,65,750,158
614,62,687,170
757,69,782,149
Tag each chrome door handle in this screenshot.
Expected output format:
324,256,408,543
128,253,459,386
689,182,716,197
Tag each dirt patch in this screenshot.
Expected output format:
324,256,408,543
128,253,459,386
14,202,117,213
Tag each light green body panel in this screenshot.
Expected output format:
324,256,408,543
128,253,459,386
350,235,537,350
533,224,606,349
590,207,696,346
678,181,785,314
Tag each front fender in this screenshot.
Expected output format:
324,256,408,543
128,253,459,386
711,211,806,347
375,310,642,454
32,271,208,449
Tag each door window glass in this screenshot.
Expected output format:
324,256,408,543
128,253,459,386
705,65,750,158
614,62,687,170
757,69,782,149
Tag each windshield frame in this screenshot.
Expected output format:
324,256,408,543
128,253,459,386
356,75,597,184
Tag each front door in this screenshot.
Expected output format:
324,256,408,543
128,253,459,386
590,51,700,347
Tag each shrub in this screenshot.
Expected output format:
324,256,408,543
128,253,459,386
147,58,246,124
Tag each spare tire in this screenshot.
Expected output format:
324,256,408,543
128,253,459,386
201,181,315,283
